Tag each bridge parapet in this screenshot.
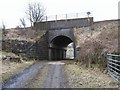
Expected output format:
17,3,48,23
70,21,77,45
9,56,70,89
34,17,93,30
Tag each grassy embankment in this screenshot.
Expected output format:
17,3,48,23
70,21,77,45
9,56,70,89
74,20,119,70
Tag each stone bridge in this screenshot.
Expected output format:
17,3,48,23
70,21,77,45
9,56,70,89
34,17,93,60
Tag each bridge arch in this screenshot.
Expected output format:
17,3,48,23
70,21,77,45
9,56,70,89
50,35,73,47
49,35,74,60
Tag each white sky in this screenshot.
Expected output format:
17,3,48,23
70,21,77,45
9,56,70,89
0,0,119,28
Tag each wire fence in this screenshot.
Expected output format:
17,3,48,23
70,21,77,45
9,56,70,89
43,12,93,21
107,54,120,84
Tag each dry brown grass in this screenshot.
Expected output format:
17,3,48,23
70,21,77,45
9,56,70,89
4,28,47,42
65,63,118,88
1,60,35,82
74,21,118,68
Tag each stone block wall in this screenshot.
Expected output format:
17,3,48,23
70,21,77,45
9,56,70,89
2,30,49,60
27,31,48,59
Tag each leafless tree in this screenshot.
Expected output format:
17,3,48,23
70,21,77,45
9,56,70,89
2,21,6,30
26,2,45,27
20,18,26,29
1,21,6,36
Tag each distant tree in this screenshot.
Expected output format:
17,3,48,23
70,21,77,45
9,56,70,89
1,21,6,30
26,2,45,27
20,18,26,29
16,25,21,30
1,21,6,36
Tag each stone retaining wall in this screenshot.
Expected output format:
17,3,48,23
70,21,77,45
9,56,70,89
2,30,48,60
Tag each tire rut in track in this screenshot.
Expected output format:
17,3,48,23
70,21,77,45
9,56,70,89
26,64,49,88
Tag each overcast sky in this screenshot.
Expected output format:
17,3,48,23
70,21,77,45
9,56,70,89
0,0,119,29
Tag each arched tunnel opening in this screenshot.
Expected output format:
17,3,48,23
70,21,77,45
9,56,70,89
49,35,75,60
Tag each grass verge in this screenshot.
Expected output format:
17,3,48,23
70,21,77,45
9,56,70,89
64,60,119,88
1,60,35,82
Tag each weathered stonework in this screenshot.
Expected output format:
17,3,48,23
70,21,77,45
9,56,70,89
27,31,48,59
2,30,48,60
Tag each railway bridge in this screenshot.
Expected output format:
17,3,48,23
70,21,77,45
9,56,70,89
34,17,93,60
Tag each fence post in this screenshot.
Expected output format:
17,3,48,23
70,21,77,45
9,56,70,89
55,15,57,21
66,14,67,20
76,13,78,18
46,16,47,21
106,54,109,73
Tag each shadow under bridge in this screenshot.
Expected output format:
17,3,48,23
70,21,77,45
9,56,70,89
49,35,74,60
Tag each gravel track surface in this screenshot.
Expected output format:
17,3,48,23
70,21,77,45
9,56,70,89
2,60,119,89
2,61,46,88
43,61,67,88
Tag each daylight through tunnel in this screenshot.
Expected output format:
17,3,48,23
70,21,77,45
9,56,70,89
49,35,74,60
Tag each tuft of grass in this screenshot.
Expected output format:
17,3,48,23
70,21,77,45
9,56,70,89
0,50,16,56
